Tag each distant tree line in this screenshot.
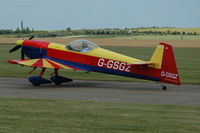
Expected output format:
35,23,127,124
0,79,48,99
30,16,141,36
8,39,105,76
0,27,33,34
0,27,199,37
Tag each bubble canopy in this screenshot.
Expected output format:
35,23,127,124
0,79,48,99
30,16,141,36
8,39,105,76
66,40,99,53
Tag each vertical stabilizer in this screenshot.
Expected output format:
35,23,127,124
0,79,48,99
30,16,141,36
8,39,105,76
150,43,180,85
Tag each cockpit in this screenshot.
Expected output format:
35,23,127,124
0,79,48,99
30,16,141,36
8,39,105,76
66,40,99,53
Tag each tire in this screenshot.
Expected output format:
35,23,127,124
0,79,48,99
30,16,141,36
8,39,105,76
162,86,167,90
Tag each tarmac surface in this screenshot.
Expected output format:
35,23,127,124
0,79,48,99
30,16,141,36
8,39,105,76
0,77,200,105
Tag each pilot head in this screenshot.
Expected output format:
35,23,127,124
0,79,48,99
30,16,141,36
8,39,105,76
82,42,88,48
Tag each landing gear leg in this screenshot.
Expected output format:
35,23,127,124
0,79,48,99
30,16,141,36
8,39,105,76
51,68,61,85
39,68,46,78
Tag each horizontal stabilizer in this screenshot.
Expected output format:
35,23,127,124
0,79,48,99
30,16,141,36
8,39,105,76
131,61,155,66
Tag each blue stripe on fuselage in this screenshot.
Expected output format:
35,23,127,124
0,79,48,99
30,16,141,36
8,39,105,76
23,45,47,59
47,57,160,82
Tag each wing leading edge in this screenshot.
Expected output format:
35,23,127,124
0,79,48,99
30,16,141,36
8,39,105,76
8,58,79,70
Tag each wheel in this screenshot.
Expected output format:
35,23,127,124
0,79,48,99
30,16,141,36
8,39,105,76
162,86,167,90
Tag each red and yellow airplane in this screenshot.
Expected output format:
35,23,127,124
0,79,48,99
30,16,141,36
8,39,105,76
8,36,180,90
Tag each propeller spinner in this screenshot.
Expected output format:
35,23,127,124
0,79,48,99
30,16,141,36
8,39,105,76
9,40,24,59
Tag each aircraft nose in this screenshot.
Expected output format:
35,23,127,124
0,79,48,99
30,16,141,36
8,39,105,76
9,40,24,53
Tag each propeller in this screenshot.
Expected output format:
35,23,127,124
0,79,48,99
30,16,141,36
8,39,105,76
28,35,35,40
9,40,24,59
9,21,35,59
21,48,25,59
9,45,21,53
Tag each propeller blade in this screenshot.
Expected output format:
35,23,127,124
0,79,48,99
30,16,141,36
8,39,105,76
9,45,21,53
21,48,25,59
29,35,35,40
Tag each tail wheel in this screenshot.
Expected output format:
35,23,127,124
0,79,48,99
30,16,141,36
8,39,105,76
162,86,167,90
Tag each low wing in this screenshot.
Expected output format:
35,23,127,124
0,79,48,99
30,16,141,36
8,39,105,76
8,58,79,70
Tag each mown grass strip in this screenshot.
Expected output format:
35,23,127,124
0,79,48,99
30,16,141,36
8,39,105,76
0,97,200,133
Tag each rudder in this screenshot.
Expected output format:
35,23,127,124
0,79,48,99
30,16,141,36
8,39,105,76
150,43,180,85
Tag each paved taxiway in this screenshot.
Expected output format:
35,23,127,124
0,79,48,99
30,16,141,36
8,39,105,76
0,77,199,105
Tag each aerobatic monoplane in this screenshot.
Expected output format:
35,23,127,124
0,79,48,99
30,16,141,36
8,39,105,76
8,37,180,90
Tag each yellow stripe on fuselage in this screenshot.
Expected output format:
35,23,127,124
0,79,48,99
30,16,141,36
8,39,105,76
48,43,145,64
85,48,144,64
48,43,67,51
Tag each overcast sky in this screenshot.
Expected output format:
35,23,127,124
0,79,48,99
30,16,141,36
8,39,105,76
0,0,200,30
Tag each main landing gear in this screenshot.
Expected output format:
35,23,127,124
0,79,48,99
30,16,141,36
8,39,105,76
28,68,73,86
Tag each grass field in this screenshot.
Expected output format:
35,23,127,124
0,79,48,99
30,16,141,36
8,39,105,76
137,27,200,34
1,37,200,48
117,35,200,40
0,97,200,133
0,44,199,84
80,34,200,40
